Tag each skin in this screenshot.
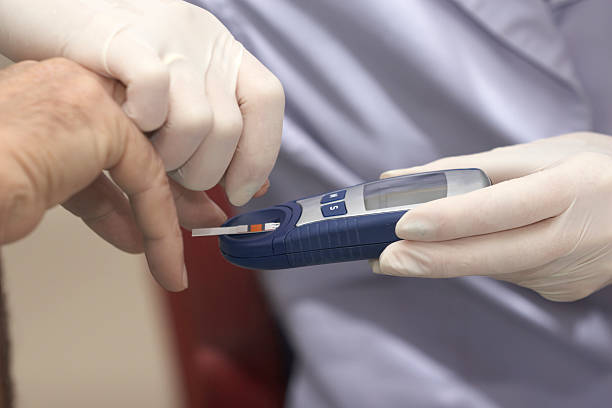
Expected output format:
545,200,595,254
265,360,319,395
0,57,275,407
0,58,231,291
0,255,10,408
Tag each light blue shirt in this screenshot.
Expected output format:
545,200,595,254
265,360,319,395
193,1,612,406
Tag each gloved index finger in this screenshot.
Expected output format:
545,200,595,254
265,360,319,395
395,163,576,242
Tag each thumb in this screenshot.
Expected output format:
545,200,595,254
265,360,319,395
380,146,533,184
105,31,170,132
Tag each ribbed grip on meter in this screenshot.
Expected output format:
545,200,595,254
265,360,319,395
283,211,406,267
286,243,390,267
285,217,359,252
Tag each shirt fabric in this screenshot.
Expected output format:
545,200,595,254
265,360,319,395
191,1,612,407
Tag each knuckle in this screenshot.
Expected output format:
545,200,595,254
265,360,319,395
136,62,170,90
253,73,285,106
0,169,39,242
11,60,37,71
144,147,168,182
177,104,214,137
213,111,244,140
42,57,82,73
72,74,106,102
43,61,106,107
0,173,32,215
412,248,441,276
453,250,481,276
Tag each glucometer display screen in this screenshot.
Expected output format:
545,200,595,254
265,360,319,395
363,173,447,210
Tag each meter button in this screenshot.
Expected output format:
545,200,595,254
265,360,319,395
320,190,346,204
321,202,347,217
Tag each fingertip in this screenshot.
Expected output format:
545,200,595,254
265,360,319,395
395,213,436,241
169,180,228,229
253,180,270,198
377,241,428,277
380,170,401,179
227,181,263,207
380,166,424,179
147,259,188,292
369,259,382,275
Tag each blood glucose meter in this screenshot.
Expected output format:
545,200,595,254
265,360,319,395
200,169,490,270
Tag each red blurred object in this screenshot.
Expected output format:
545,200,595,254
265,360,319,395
164,186,288,408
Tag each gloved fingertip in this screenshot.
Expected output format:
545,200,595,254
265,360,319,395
379,171,398,179
253,180,271,198
380,169,416,179
396,218,434,241
227,182,262,207
377,243,430,277
369,259,383,275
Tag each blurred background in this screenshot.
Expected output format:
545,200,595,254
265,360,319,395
0,54,184,407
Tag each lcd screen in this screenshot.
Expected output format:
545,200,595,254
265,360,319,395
363,172,447,210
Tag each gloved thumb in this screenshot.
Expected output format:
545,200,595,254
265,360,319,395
105,31,171,132
380,147,539,184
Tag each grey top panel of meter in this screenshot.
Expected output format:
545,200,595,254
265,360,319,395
296,169,489,226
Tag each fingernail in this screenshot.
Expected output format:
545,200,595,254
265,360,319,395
182,264,189,289
215,205,228,223
208,200,227,224
396,218,434,240
253,180,270,198
369,259,382,274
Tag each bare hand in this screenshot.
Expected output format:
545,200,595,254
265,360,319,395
0,58,227,291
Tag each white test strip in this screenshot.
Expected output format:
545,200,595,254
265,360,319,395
191,222,281,237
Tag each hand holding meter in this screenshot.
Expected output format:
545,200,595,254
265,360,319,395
193,169,490,269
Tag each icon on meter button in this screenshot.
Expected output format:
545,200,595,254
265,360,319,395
321,202,347,217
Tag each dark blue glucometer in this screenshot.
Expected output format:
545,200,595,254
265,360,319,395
216,169,490,270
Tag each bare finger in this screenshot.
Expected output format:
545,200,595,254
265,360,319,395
169,179,227,230
62,174,144,253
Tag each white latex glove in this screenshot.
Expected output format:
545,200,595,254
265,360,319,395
0,0,284,206
371,133,612,302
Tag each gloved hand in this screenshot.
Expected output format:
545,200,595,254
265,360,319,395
0,0,284,206
0,58,223,291
371,133,612,302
